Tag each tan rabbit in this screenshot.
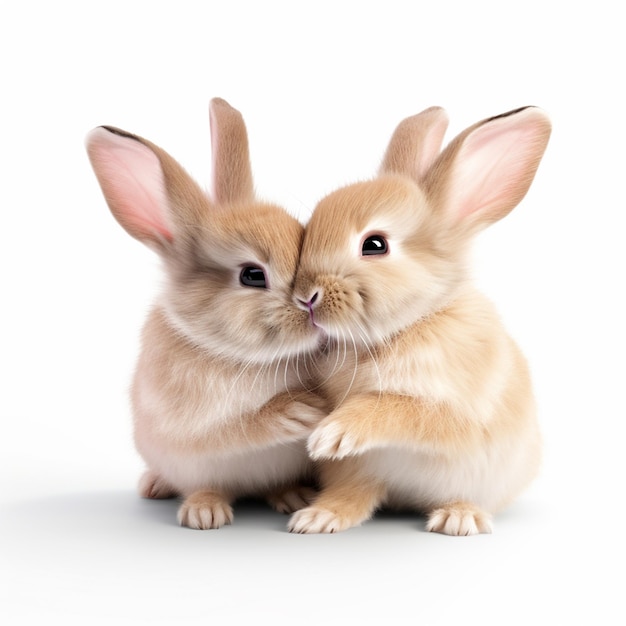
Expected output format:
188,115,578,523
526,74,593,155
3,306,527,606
86,98,325,529
288,106,551,535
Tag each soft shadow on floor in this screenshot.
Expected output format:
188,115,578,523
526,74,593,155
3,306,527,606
1,490,306,536
2,488,536,543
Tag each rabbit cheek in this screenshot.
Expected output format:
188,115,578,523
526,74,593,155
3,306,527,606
309,278,362,337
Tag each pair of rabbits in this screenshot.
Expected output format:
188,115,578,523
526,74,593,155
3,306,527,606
87,98,551,535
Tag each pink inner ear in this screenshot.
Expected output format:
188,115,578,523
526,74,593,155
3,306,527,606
454,127,528,220
414,108,450,180
447,110,550,224
86,128,173,244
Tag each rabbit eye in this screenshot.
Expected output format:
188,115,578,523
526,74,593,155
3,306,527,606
240,266,267,289
361,235,388,256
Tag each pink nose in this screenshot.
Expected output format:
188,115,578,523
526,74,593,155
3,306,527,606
296,291,319,311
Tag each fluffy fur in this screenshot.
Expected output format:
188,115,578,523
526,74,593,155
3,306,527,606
288,106,551,535
86,98,324,529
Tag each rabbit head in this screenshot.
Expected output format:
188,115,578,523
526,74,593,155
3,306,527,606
294,106,551,347
86,98,316,363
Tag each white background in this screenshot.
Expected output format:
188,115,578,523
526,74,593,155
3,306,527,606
1,1,624,624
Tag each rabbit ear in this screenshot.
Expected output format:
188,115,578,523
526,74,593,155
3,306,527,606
209,97,255,205
86,126,208,250
379,106,449,181
425,106,551,232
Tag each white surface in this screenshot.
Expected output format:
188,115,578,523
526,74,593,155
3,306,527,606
1,1,624,624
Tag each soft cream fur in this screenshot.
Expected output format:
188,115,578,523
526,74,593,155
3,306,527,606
289,106,551,535
86,99,324,529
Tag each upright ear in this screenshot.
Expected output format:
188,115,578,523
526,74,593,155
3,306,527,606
424,106,552,232
86,126,208,251
209,97,255,205
379,106,449,181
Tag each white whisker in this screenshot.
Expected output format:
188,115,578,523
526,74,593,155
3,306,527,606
294,349,307,391
283,348,291,398
225,357,254,407
274,350,284,396
354,319,383,398
334,327,359,409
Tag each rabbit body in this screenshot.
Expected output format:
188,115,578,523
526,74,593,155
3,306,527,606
86,99,323,528
289,107,551,535
133,306,323,514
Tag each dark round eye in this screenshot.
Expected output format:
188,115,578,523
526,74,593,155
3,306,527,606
239,266,267,288
361,235,388,256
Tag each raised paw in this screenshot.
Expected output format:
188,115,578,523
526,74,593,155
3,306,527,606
288,506,361,534
425,502,493,536
138,469,178,499
279,400,327,440
307,419,366,460
266,485,318,515
177,491,234,530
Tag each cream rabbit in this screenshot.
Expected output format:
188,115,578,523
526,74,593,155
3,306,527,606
288,106,551,535
86,98,324,529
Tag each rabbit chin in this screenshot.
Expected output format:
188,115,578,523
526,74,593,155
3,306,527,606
161,303,320,364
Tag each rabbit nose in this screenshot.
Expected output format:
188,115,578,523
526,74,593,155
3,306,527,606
295,290,320,311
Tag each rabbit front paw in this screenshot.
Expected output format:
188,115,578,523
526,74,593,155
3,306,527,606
177,491,233,529
279,400,327,440
307,418,369,460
